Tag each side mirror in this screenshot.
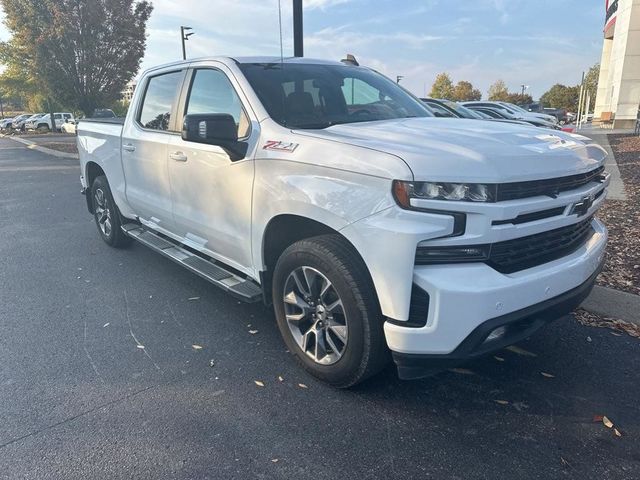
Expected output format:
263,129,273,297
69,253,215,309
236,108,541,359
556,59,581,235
182,113,248,161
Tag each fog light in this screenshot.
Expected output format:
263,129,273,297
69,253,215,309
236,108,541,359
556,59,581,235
485,326,507,343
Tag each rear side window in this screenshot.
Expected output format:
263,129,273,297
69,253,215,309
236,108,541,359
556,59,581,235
139,71,184,131
185,69,250,138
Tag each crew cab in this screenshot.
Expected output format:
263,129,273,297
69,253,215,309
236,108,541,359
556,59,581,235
77,57,608,387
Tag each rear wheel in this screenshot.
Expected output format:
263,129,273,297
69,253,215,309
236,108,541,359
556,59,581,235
91,175,132,248
272,235,389,388
36,124,50,133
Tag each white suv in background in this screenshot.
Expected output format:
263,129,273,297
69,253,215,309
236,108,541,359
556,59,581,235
26,112,75,132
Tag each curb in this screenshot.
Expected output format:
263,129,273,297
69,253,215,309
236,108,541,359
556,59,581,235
581,285,640,326
8,136,79,160
585,133,627,201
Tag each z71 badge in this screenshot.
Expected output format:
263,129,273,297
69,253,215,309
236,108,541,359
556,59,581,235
262,140,299,153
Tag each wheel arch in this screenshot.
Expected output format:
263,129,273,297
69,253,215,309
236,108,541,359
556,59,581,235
260,214,377,309
84,161,105,213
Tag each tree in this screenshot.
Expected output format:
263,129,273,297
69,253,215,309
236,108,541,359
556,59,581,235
540,84,580,111
452,81,481,101
505,93,533,106
583,63,600,111
0,0,153,116
487,80,509,101
429,73,455,100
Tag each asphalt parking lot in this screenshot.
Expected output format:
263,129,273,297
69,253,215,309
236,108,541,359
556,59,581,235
0,137,638,479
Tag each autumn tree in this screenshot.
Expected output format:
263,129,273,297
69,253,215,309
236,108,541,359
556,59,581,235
429,73,455,100
0,0,153,116
540,84,580,111
487,80,509,101
452,81,481,101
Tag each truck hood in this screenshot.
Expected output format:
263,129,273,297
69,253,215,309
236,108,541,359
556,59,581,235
297,118,606,183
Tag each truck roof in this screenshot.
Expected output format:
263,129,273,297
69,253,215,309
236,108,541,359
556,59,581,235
141,56,347,76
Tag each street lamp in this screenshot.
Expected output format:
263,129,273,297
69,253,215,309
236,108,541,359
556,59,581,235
181,26,195,60
396,75,404,84
521,84,529,96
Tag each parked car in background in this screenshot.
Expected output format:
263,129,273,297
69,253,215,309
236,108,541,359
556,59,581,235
61,118,77,134
462,101,557,125
26,112,75,132
542,108,571,124
419,98,458,117
465,104,562,130
421,98,533,128
19,113,44,132
497,102,559,124
524,103,543,113
10,114,33,131
0,117,15,131
90,108,117,119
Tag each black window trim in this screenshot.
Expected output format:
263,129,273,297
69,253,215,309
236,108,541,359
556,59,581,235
177,66,252,142
135,68,188,135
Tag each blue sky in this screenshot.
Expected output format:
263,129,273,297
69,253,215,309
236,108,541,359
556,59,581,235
1,0,607,99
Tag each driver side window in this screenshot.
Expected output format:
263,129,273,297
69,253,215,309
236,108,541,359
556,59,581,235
186,69,250,138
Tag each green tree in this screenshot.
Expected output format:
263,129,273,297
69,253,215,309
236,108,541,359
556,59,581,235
505,93,533,106
0,0,153,116
487,80,509,101
452,81,481,101
583,63,600,111
540,84,580,111
429,73,455,100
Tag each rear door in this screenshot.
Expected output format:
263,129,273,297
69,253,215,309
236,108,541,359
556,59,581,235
121,68,187,231
167,64,257,273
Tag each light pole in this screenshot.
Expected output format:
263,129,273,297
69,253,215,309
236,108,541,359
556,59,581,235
520,84,529,96
396,75,404,84
181,26,194,60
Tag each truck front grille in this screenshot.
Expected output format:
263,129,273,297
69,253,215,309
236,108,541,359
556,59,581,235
487,217,595,273
496,166,604,201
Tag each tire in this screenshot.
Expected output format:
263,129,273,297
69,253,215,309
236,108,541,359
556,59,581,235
91,175,132,248
272,234,389,388
36,124,50,133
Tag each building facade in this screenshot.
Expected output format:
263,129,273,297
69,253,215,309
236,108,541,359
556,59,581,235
594,0,640,128
122,80,137,103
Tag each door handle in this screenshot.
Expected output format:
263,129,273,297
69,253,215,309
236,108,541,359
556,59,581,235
122,143,136,152
169,151,188,162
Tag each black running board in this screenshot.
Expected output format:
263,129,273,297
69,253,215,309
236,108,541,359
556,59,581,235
121,223,262,302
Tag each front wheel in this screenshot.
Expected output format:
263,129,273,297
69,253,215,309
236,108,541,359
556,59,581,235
91,175,132,248
272,235,389,388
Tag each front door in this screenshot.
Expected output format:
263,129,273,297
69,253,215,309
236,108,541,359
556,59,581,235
121,69,186,231
167,65,256,274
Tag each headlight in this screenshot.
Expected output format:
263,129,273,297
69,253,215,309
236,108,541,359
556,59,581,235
393,180,496,207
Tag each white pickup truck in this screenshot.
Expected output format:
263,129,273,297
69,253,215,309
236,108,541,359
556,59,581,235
78,56,609,387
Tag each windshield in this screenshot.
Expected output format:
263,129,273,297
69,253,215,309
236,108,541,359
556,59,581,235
502,102,528,113
440,100,485,119
239,62,432,129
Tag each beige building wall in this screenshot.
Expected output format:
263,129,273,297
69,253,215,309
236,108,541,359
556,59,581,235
594,0,640,128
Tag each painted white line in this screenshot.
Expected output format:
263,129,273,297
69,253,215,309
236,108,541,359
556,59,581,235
8,136,79,160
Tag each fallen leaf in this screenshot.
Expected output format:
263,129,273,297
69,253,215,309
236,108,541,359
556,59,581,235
192,344,203,350
278,376,284,382
494,400,509,405
614,428,622,437
249,330,259,334
103,323,110,328
586,336,592,342
209,359,215,367
254,380,265,387
298,383,308,389
593,415,604,423
493,356,505,362
541,372,555,378
448,368,475,375
188,297,200,301
506,345,537,357
610,332,623,337
136,345,145,349
603,416,614,428
271,459,279,463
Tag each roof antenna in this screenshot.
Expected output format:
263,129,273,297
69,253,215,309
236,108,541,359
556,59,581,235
341,54,359,66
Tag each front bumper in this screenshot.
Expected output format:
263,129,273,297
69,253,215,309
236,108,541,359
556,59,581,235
392,258,603,379
384,218,607,374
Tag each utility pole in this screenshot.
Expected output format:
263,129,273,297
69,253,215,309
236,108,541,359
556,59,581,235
520,84,529,96
396,75,404,84
181,26,194,60
293,0,303,57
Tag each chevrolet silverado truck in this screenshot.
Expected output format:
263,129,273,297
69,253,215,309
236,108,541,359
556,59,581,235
77,57,609,387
